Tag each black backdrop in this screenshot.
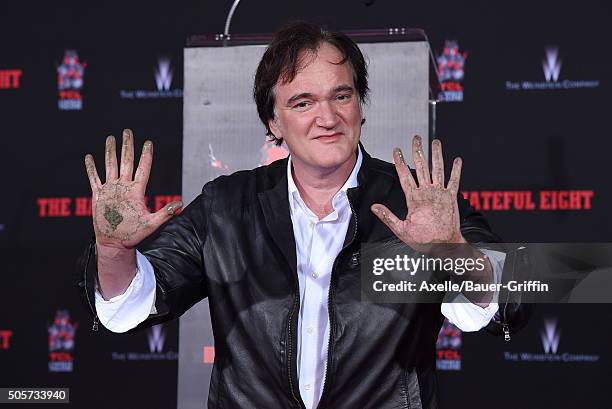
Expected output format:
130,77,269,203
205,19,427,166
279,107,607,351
1,1,610,408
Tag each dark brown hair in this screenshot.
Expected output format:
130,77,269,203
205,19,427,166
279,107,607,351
253,21,369,145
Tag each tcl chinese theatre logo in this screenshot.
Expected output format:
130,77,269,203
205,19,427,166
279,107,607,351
48,309,78,372
57,50,86,110
436,40,467,102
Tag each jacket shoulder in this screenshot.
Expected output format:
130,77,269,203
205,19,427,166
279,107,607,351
200,158,287,210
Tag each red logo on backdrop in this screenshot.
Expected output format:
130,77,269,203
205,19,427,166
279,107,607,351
0,330,13,350
36,195,181,217
259,140,288,166
57,50,86,110
0,69,22,89
461,190,594,211
206,138,289,173
436,319,462,370
203,345,215,364
436,40,467,102
48,310,78,372
208,144,229,170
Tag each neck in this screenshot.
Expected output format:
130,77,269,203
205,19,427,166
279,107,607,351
291,151,357,219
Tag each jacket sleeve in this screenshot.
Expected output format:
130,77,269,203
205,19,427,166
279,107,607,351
75,182,213,334
456,193,533,339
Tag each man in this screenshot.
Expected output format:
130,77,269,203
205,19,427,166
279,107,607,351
79,22,527,408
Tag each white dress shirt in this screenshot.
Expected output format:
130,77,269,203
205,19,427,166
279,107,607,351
95,146,503,409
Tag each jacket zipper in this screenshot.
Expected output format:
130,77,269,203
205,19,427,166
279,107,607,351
456,227,514,342
84,240,100,331
501,246,521,342
317,191,359,408
287,277,305,408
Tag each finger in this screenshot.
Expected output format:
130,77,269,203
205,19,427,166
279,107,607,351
84,154,102,191
105,135,118,182
149,201,183,229
393,147,417,197
412,135,431,187
134,140,153,190
447,157,463,194
371,204,403,237
119,129,135,181
431,139,445,187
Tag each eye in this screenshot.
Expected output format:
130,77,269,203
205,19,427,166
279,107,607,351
292,101,312,111
336,93,353,103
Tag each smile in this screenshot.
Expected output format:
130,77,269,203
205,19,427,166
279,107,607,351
315,133,341,142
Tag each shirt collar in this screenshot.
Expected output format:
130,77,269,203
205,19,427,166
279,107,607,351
287,145,363,205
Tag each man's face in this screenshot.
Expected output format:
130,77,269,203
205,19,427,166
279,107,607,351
269,42,363,174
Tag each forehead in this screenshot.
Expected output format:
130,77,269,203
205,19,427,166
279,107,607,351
275,42,354,96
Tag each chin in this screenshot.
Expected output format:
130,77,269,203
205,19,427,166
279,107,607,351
310,147,354,169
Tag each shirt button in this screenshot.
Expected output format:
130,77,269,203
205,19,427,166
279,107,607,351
310,221,315,228
311,271,319,279
304,383,311,391
306,326,314,334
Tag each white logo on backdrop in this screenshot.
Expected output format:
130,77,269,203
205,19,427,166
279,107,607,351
155,58,173,91
542,47,562,82
540,319,561,354
119,57,182,99
148,324,166,353
505,46,599,91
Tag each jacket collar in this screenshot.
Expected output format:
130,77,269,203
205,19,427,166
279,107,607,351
257,142,392,275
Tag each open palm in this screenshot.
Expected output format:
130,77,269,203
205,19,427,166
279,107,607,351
84,129,182,250
371,135,465,248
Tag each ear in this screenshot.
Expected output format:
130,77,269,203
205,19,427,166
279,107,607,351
268,116,282,139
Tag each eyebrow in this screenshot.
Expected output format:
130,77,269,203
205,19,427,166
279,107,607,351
285,84,355,106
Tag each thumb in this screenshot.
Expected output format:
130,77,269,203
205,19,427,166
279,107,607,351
150,200,183,227
371,204,402,236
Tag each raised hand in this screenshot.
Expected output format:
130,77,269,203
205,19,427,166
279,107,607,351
84,129,182,250
371,135,465,249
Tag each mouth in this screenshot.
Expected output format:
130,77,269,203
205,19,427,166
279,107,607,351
314,132,341,142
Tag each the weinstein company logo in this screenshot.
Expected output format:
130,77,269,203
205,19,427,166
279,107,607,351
436,319,462,371
541,319,560,354
120,58,183,99
436,40,467,102
504,318,599,363
48,310,78,372
148,325,165,353
111,324,177,361
155,59,173,91
506,46,599,91
542,47,561,82
57,50,86,110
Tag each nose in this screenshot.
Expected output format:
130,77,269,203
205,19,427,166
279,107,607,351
315,100,339,128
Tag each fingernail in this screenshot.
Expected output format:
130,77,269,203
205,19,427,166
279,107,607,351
167,201,182,215
144,140,153,151
394,148,406,165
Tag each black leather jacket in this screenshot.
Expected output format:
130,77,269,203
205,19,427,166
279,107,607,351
77,147,529,408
